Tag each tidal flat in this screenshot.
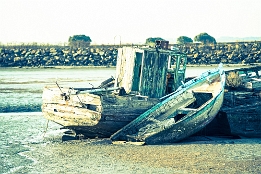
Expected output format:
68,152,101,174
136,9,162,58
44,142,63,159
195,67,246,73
1,112,261,174
1,67,261,173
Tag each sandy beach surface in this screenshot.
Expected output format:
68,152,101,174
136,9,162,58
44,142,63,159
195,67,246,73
1,113,261,174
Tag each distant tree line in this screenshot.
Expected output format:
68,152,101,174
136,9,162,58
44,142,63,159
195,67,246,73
0,32,218,50
145,33,217,47
174,33,216,44
68,32,217,49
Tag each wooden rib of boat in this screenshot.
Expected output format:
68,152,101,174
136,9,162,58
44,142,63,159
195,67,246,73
42,45,188,138
111,64,226,144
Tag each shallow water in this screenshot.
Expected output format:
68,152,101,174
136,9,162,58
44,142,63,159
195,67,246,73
0,67,115,112
0,65,242,113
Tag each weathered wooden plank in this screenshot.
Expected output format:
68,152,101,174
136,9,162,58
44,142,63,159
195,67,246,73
101,96,160,121
101,95,160,106
131,52,143,91
112,141,145,145
42,103,102,124
104,114,140,122
115,47,138,93
139,51,169,98
42,110,99,127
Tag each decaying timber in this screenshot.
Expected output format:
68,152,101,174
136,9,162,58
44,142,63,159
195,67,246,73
42,88,160,137
42,45,188,138
219,66,261,138
111,64,226,144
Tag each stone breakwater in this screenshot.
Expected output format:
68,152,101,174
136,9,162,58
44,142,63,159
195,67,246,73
0,42,261,67
179,41,261,65
0,46,118,67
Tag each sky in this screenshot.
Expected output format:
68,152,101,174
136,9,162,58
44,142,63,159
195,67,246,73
0,0,260,44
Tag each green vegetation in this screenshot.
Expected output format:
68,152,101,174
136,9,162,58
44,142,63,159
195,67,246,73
145,37,165,47
68,35,92,48
177,36,193,44
226,71,242,88
194,33,216,44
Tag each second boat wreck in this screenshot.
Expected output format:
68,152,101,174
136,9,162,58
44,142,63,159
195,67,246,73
111,64,226,144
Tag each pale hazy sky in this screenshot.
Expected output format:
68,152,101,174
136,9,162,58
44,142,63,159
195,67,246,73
0,0,260,44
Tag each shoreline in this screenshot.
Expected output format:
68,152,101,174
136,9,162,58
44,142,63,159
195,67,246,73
0,63,260,69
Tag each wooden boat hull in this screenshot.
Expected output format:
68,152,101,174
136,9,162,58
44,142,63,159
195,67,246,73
41,47,188,138
111,65,226,144
145,89,224,144
222,66,261,138
42,88,160,138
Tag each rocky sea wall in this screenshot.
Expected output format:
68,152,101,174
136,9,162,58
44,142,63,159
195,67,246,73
179,41,261,65
0,41,261,67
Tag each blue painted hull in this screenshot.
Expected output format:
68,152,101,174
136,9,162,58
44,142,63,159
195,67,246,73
111,65,226,144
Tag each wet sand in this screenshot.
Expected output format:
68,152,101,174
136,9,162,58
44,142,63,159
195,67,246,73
23,138,261,174
1,113,261,173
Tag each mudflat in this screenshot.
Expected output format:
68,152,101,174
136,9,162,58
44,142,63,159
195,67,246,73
23,138,261,174
1,113,261,173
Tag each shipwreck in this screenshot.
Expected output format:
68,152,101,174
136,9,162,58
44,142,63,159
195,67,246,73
42,42,226,143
